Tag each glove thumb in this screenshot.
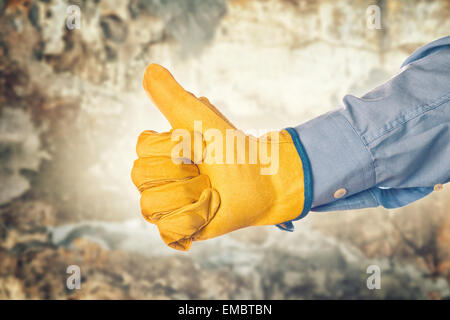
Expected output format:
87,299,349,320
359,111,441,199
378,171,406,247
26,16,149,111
143,64,235,133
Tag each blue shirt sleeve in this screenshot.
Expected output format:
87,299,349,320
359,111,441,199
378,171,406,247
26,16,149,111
294,35,450,214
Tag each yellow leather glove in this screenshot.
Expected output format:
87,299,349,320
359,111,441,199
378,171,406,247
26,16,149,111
131,64,312,251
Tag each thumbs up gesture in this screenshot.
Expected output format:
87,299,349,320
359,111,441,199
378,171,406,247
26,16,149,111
131,64,312,251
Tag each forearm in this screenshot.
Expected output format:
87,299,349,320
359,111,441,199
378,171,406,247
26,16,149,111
293,35,450,212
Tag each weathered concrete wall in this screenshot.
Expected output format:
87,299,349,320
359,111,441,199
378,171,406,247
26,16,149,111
0,0,449,299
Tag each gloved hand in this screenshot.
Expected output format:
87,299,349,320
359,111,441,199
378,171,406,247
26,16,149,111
131,64,312,251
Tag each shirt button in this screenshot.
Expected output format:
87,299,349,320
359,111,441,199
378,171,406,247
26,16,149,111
334,188,347,199
434,184,443,191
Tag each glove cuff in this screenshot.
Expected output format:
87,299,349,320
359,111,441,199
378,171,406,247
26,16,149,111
276,127,313,232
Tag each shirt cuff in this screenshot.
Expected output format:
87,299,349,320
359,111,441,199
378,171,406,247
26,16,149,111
294,109,376,208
